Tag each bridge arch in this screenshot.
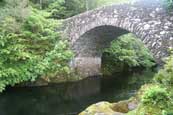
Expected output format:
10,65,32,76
62,4,173,77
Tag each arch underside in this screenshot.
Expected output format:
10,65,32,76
72,26,128,57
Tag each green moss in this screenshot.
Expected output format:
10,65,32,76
79,102,116,115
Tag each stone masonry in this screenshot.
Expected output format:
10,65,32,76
62,1,173,77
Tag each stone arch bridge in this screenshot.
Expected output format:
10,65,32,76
61,2,173,77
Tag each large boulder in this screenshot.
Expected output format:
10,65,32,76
111,101,129,113
79,101,124,115
79,98,139,115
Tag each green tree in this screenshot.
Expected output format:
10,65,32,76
102,33,155,75
0,2,73,92
48,0,86,19
2,0,30,21
165,0,173,11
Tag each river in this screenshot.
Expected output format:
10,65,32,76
0,71,155,115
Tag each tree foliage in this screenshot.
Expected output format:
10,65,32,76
102,33,155,75
0,1,73,92
80,0,132,10
29,0,86,19
163,0,173,11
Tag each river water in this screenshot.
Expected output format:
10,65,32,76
0,71,155,115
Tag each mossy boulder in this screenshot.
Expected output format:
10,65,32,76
79,101,117,115
112,98,138,113
111,101,129,113
79,99,139,115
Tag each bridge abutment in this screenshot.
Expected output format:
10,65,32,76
70,57,102,77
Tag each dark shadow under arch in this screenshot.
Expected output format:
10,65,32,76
72,25,129,57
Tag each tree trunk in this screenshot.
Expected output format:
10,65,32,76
40,0,42,9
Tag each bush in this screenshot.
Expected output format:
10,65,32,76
153,54,173,112
141,85,169,108
154,55,173,87
131,54,173,115
134,84,173,115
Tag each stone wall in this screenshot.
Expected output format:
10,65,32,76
62,1,173,77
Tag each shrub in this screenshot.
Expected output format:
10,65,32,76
154,55,173,87
134,84,173,115
141,85,169,108
133,54,173,115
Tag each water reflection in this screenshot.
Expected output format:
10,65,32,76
0,71,155,115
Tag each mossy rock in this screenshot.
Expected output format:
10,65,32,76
111,101,129,113
79,99,139,115
79,101,125,115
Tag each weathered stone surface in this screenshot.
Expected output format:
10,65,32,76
79,101,125,115
78,99,139,115
128,100,138,111
62,1,173,77
112,112,124,115
70,57,102,77
112,101,129,113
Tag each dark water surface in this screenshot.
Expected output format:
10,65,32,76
0,71,155,115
